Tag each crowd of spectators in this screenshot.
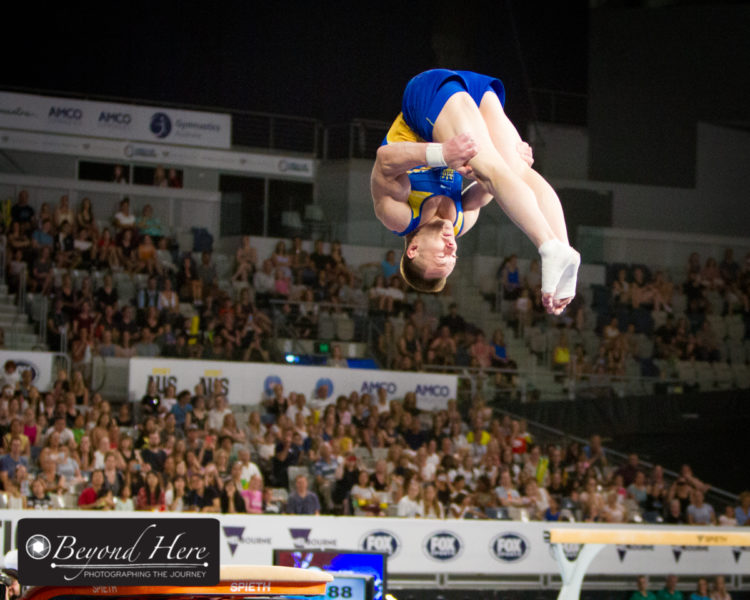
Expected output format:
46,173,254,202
629,575,733,600
0,358,746,525
494,248,750,391
5,189,523,381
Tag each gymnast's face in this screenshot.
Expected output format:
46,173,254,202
407,219,457,279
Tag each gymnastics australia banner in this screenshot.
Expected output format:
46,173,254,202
0,91,231,148
128,357,458,410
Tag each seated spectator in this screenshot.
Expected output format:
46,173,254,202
78,469,115,509
469,330,493,369
658,575,684,600
137,204,164,240
113,197,136,232
11,189,35,232
523,479,550,520
397,323,423,371
271,240,293,279
76,196,97,235
686,490,716,525
0,438,28,488
497,254,522,300
420,482,445,518
31,219,54,251
627,471,649,511
397,478,422,517
95,228,118,270
664,499,686,524
630,576,657,600
494,470,524,508
220,479,247,514
381,249,399,280
232,235,257,282
54,194,75,230
427,325,457,366
27,477,53,510
351,468,381,515
117,228,138,272
136,235,160,275
601,491,626,523
711,576,731,600
718,505,737,527
7,221,31,261
327,345,348,368
286,473,320,515
691,579,711,600
136,470,165,510
184,472,220,512
735,490,750,526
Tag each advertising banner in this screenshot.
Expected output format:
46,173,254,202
0,129,314,179
1,513,747,577
128,357,457,410
0,91,231,149
0,350,57,392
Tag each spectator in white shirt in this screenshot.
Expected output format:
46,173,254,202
397,478,423,517
207,394,232,433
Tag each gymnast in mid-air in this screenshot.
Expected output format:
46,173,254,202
371,69,580,315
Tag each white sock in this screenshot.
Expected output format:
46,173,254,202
538,239,581,302
554,249,580,300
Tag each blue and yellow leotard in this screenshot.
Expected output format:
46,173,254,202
383,70,506,238
392,166,465,237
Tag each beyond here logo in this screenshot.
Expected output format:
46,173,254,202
18,518,219,586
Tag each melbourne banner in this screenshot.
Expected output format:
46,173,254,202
128,357,457,410
0,91,231,148
1,513,747,579
0,350,56,392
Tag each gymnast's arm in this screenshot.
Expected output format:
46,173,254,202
371,134,477,230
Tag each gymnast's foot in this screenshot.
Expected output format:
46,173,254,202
539,239,581,315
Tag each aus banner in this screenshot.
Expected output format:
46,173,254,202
128,357,457,410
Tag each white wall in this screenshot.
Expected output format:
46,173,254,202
528,123,589,180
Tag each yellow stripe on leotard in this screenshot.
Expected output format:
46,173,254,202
386,113,423,143
453,209,463,236
407,189,432,221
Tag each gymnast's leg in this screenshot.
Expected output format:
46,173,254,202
432,92,579,313
478,91,580,309
479,91,569,244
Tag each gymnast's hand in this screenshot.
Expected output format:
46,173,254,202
443,133,478,170
517,141,534,167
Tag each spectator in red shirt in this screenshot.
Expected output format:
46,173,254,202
78,469,114,510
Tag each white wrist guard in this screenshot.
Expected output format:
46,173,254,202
425,143,447,168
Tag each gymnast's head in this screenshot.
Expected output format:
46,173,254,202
400,218,457,293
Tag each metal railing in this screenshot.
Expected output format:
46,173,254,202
495,406,740,508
